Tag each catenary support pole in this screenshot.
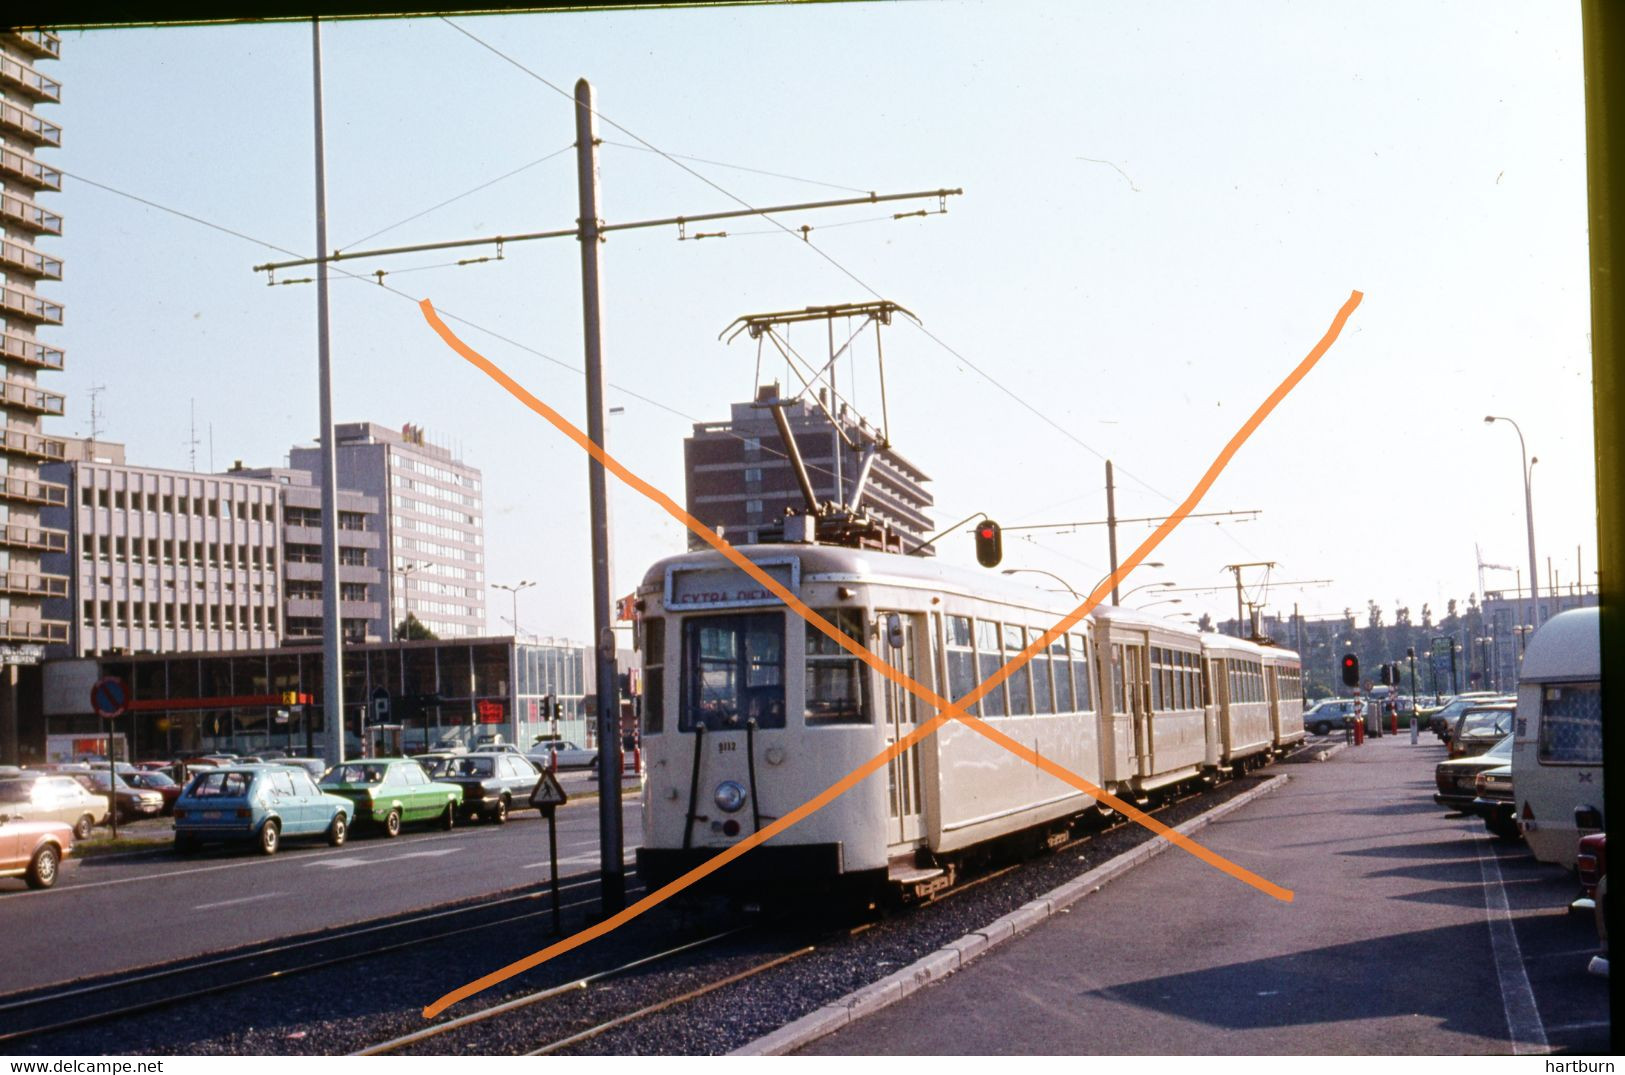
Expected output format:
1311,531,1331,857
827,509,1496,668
577,79,624,915
312,17,345,767
1106,460,1120,605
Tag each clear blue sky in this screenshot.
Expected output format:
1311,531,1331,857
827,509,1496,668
47,2,1594,639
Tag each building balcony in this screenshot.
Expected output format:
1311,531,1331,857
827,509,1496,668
0,378,64,416
0,193,60,237
0,617,67,645
0,570,67,599
0,146,60,192
0,100,61,148
0,287,61,325
0,332,63,370
0,523,66,553
5,31,61,61
0,427,65,462
0,239,61,281
0,52,60,103
0,474,66,507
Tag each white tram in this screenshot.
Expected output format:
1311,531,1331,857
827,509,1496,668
632,543,1300,895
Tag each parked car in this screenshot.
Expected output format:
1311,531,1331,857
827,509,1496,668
1429,692,1510,739
1471,765,1518,840
69,770,164,822
1302,699,1359,736
431,752,542,823
1434,734,1513,812
0,815,72,889
0,776,104,839
527,740,597,771
174,765,353,854
119,769,182,815
276,758,329,781
318,759,461,837
1448,703,1516,759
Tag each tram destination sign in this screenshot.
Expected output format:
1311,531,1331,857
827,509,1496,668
665,557,799,611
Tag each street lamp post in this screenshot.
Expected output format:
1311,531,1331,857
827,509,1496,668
1132,598,1183,611
395,561,428,639
492,580,536,640
1000,568,1081,599
1119,580,1176,603
1485,415,1540,627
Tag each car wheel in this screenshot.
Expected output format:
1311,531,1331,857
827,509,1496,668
384,808,402,838
73,814,94,841
491,796,509,825
1311,722,1330,736
258,818,281,856
25,844,60,889
327,813,348,847
440,802,456,831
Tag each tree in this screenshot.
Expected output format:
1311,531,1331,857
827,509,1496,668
397,612,438,641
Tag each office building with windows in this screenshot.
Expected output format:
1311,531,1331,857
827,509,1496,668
289,422,485,639
683,389,934,551
42,441,283,656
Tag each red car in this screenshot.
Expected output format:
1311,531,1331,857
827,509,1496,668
0,815,72,889
121,769,183,815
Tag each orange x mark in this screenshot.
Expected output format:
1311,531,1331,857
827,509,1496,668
420,289,1363,1018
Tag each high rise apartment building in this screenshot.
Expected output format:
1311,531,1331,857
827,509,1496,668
684,390,934,552
290,422,485,639
0,28,67,663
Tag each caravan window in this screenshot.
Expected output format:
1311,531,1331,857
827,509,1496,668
1537,683,1602,765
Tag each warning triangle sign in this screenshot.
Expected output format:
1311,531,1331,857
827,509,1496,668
530,770,569,808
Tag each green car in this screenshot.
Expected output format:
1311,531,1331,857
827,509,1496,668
318,758,462,837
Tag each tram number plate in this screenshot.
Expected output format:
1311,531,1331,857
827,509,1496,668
718,741,737,752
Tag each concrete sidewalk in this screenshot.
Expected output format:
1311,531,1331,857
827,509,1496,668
796,732,1609,1055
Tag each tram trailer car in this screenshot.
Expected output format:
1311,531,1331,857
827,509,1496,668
633,545,1105,897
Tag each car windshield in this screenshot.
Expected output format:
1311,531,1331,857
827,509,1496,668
323,764,389,785
0,779,32,803
453,758,495,777
189,771,253,798
418,757,453,777
135,772,177,788
1485,734,1514,758
1461,710,1512,737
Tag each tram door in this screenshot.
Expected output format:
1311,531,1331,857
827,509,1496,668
1123,642,1150,772
879,611,925,847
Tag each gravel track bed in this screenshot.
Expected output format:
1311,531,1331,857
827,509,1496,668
21,768,1285,1056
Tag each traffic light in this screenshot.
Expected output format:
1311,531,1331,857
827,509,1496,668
1379,664,1391,686
974,519,1003,568
552,698,564,722
1341,654,1360,687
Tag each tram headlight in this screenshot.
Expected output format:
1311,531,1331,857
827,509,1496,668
714,780,748,813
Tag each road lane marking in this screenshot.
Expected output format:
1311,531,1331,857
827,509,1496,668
192,891,287,911
1476,838,1550,1055
305,848,462,869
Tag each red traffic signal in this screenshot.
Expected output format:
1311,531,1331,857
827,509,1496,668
1341,653,1360,688
974,519,1003,568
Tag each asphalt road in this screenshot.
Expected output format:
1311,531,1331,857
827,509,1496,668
799,733,1609,1055
0,773,643,995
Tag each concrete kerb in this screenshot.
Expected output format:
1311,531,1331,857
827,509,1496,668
733,773,1291,1056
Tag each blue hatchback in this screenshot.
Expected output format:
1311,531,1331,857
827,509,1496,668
174,764,353,855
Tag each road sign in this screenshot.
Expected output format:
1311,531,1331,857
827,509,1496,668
370,686,390,722
90,676,128,719
530,770,569,809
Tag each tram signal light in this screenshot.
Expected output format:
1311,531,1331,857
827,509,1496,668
1379,664,1391,686
974,519,1003,568
1341,654,1360,687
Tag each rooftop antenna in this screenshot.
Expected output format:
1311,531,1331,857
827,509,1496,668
187,399,200,472
86,383,106,449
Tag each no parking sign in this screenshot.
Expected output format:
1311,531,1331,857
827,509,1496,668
90,676,128,720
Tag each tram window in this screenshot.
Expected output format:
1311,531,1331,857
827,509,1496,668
641,617,665,735
945,615,979,717
1110,645,1125,714
806,608,871,725
1004,625,1032,715
976,619,1007,717
680,613,785,731
1149,647,1163,710
1070,634,1093,711
1027,628,1055,714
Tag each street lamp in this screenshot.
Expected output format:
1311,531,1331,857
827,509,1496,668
1119,580,1176,603
1485,415,1540,626
1474,635,1495,692
1001,568,1081,599
1132,598,1183,611
492,580,536,640
394,561,429,639
1089,562,1164,602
